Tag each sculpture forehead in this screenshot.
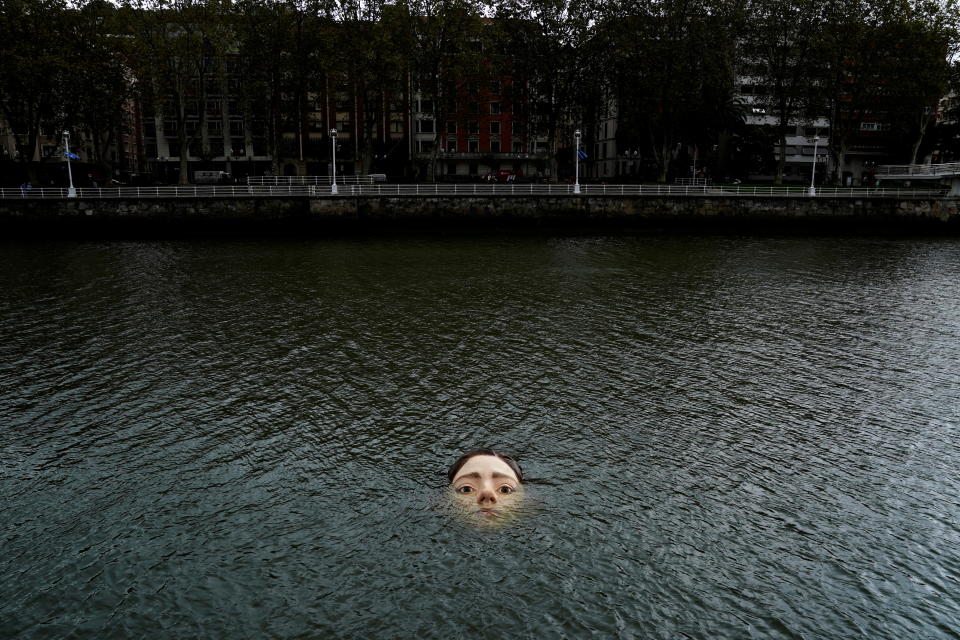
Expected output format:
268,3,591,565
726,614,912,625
454,455,519,480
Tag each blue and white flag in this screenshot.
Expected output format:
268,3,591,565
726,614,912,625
64,151,79,160
577,149,588,160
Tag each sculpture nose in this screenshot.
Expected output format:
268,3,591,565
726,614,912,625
477,488,497,506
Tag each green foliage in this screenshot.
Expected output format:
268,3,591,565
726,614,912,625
0,0,71,172
595,0,743,182
2,0,958,182
743,0,826,183
489,0,597,180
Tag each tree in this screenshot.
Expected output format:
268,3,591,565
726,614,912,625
491,0,596,182
883,0,957,164
398,0,484,181
124,0,229,184
333,0,409,176
744,0,825,184
596,0,742,182
61,0,133,182
818,0,885,184
0,0,70,181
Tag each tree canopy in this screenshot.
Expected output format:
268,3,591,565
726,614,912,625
1,0,957,183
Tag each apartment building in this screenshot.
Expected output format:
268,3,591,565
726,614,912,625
411,74,552,181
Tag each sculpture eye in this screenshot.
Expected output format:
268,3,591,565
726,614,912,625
456,486,473,494
498,486,515,494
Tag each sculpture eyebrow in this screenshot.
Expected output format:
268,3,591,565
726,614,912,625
456,472,514,480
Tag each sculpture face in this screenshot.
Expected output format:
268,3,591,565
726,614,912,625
450,454,523,520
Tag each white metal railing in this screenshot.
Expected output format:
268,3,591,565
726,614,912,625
246,175,374,185
0,184,950,200
875,162,960,177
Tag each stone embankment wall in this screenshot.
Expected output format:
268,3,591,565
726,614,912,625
2,195,958,233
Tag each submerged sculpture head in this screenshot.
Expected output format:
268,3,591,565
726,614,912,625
448,448,524,519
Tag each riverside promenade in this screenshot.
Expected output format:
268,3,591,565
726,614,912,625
2,183,958,234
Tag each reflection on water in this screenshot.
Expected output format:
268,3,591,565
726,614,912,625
2,236,960,638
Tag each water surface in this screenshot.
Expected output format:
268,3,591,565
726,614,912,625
2,236,959,638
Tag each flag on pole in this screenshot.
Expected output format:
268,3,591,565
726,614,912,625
64,151,79,160
577,149,587,160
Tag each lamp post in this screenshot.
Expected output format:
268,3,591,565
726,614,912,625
64,130,76,197
330,128,338,195
574,129,581,194
808,135,819,196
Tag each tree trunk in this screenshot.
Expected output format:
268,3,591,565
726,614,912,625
220,57,232,173
775,136,786,185
269,81,281,176
835,142,847,187
177,93,190,184
909,114,929,165
179,141,190,184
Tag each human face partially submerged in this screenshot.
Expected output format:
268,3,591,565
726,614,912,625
450,454,523,518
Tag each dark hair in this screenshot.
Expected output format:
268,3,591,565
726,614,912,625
447,448,523,484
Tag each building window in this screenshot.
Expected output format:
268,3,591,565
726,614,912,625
469,139,479,153
417,119,435,133
418,140,434,153
447,121,457,134
512,141,523,153
468,101,479,115
468,120,479,134
488,80,501,95
490,140,500,153
420,99,433,114
860,122,882,131
447,138,457,152
511,121,523,135
391,121,404,133
490,102,500,115
229,121,244,137
490,121,500,134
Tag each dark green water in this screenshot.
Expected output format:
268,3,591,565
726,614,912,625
2,236,959,639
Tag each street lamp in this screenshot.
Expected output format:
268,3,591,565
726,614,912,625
574,129,581,194
808,135,820,196
64,130,76,197
330,128,338,195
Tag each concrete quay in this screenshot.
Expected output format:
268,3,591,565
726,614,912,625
2,194,958,235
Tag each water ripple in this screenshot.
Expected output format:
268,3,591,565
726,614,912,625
2,237,960,638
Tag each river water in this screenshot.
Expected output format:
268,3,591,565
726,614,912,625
1,235,959,639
